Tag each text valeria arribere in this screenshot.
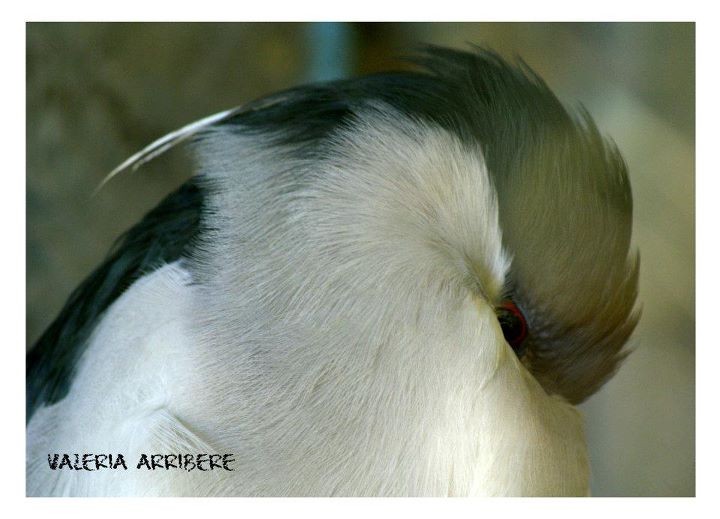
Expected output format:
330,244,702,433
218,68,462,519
46,453,236,472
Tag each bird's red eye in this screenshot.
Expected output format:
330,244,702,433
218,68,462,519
496,300,528,356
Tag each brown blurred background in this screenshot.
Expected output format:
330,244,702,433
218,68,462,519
26,22,695,496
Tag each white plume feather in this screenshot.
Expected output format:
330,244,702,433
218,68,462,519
93,94,293,194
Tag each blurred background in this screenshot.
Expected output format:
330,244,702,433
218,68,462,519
26,22,694,496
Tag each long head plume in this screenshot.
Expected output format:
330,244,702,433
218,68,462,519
93,94,295,195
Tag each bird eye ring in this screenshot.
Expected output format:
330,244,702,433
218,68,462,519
496,300,528,356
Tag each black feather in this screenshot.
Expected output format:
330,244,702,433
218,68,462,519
26,179,204,420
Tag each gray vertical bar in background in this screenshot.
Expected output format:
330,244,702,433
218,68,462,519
305,22,356,82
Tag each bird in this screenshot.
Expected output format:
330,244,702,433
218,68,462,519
26,46,640,497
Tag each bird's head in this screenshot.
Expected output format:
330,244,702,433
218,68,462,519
183,46,640,494
193,47,639,406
